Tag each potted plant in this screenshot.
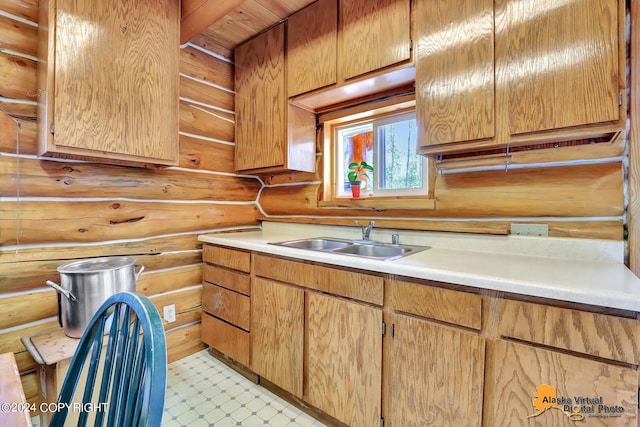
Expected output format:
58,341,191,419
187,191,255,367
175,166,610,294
347,161,374,199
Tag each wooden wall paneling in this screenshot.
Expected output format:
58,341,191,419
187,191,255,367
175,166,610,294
0,259,63,294
134,252,203,272
0,112,37,154
0,13,38,56
0,0,38,23
629,0,640,274
0,100,37,119
0,291,57,329
1,252,202,294
0,201,260,246
0,320,58,365
180,101,235,141
0,157,260,201
434,163,623,217
180,46,234,89
1,234,203,263
259,162,623,218
179,133,236,172
21,372,38,409
180,74,234,112
188,34,234,61
150,286,203,330
165,323,207,363
0,51,37,100
137,265,203,296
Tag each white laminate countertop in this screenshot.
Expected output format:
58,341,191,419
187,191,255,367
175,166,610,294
198,222,640,312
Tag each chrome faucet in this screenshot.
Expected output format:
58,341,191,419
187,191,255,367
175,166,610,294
355,220,375,241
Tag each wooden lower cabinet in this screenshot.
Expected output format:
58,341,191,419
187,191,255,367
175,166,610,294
305,292,382,427
485,340,638,427
201,251,640,426
250,277,304,397
201,314,250,366
386,313,485,427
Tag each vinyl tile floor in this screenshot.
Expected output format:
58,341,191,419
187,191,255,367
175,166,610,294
163,350,326,427
32,349,326,427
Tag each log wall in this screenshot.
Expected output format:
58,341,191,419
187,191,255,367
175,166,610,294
0,0,260,413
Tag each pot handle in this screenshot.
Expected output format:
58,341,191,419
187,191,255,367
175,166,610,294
134,264,145,281
56,292,62,328
46,280,77,302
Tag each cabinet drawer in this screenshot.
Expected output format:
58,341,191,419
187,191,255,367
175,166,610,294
201,313,250,366
203,244,251,272
254,254,383,305
496,299,640,364
202,283,250,331
203,264,251,296
391,280,482,330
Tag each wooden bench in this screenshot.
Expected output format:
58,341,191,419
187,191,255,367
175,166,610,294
0,352,32,427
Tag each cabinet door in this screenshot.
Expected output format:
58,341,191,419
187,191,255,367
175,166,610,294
50,0,179,164
235,23,287,171
386,313,484,427
415,0,495,149
251,278,304,397
499,0,621,135
486,340,638,426
287,0,337,97
305,292,382,426
339,0,411,81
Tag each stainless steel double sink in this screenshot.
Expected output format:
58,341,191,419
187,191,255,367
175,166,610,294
269,237,429,261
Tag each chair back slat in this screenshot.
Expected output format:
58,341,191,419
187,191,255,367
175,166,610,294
48,292,167,427
93,309,122,427
123,340,146,424
76,317,106,427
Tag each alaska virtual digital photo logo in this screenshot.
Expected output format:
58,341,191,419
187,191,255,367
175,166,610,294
527,384,626,421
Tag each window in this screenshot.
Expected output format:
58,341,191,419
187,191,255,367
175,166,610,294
332,111,428,198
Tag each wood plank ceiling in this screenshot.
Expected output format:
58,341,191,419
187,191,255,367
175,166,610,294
190,0,317,50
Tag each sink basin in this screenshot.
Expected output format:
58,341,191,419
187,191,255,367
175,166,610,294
333,244,407,258
269,237,429,260
276,238,352,250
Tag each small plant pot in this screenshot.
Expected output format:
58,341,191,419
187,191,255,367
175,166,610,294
350,181,362,198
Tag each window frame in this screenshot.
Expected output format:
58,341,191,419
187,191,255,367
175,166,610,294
319,95,436,210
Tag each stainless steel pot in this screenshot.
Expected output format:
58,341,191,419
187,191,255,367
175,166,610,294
46,257,144,338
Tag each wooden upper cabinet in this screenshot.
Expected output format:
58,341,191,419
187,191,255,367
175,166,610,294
499,0,622,136
415,0,495,149
37,0,179,166
338,0,411,81
235,23,316,174
287,0,337,97
417,0,626,157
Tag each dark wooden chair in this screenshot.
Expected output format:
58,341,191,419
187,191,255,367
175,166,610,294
49,292,167,427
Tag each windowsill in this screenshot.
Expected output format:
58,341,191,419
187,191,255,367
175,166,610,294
318,197,436,210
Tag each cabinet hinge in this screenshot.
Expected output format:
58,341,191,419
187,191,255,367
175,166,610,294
619,91,623,106
382,320,386,336
50,122,55,135
409,39,413,52
380,416,384,427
